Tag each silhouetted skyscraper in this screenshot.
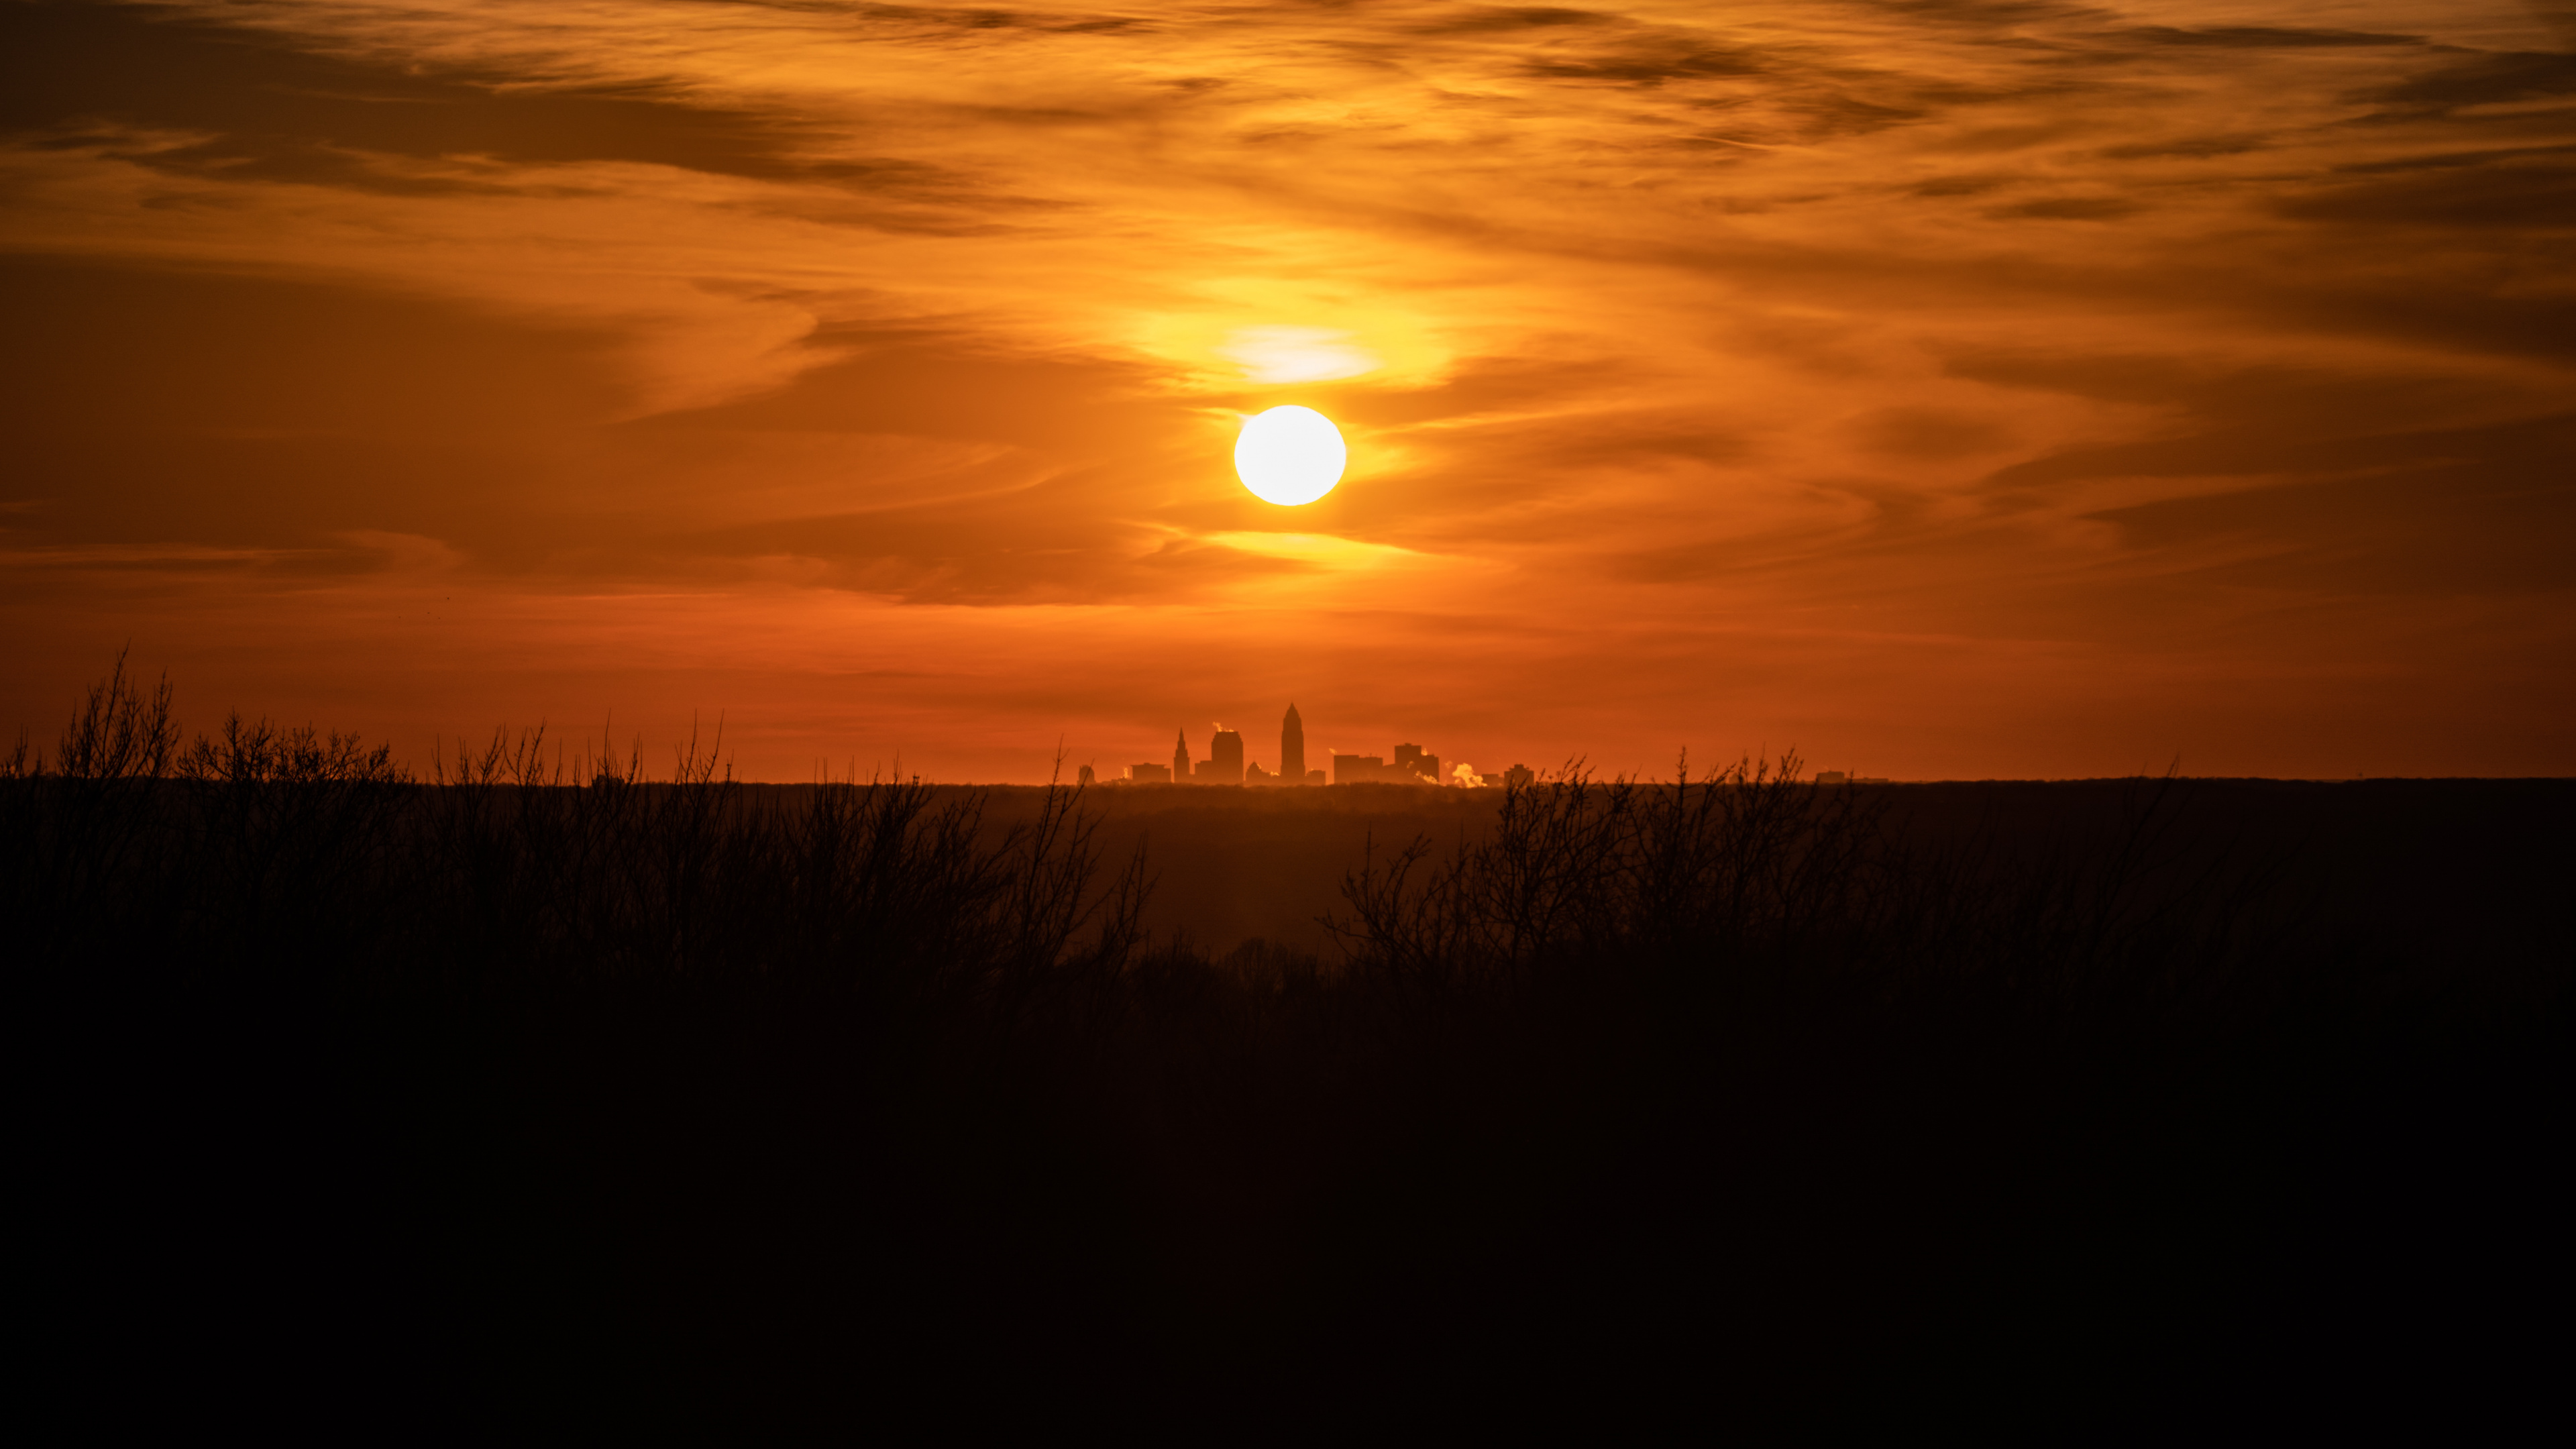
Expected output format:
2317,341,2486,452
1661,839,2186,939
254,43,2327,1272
1205,726,1244,784
1281,703,1305,786
1173,729,1191,784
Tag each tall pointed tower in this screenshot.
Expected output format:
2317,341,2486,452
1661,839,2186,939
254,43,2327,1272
1173,728,1191,784
1281,703,1305,786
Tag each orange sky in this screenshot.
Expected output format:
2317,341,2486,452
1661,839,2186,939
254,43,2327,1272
4,0,2571,780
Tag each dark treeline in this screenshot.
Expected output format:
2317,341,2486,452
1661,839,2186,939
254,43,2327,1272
13,658,2570,1427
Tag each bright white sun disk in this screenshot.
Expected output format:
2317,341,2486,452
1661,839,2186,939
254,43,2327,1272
1234,405,1346,506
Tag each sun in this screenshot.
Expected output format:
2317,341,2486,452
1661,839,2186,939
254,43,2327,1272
1234,405,1346,506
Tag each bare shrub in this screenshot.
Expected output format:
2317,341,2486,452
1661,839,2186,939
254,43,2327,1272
5,651,186,965
11,659,1150,999
56,649,178,784
1327,751,1889,990
175,713,411,975
1324,753,2306,1034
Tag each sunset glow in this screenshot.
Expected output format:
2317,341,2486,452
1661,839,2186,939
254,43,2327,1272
2,0,2569,780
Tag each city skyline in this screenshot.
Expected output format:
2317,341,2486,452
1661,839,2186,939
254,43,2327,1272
1120,704,1530,788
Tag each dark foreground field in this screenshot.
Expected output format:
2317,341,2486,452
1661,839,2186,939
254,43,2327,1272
11,667,2571,1426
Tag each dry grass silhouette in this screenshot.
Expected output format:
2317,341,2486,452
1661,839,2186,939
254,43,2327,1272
9,658,2569,1421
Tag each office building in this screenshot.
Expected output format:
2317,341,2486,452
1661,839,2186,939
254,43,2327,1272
1281,704,1305,786
1172,729,1191,784
1129,762,1171,784
1201,726,1244,784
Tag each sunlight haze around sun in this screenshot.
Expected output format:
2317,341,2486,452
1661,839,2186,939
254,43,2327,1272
2,0,2571,782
